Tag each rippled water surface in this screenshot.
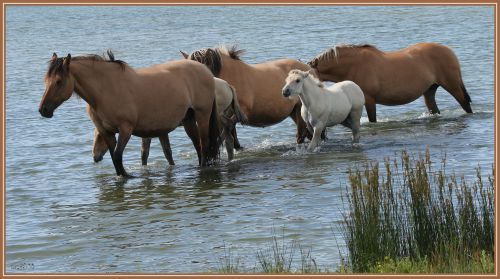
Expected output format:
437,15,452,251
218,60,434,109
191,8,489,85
6,6,494,273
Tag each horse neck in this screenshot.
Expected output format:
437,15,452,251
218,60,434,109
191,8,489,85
219,55,251,77
324,48,360,81
299,77,323,109
70,61,127,108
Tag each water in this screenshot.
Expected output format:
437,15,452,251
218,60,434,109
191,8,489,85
6,5,494,273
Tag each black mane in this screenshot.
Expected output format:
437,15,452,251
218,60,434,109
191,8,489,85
47,50,127,76
187,45,245,77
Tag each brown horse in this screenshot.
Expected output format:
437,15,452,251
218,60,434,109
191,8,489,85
180,45,313,146
308,43,472,122
39,51,220,177
91,77,248,164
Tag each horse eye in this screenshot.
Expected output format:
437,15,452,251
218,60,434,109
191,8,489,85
295,79,300,83
56,80,62,86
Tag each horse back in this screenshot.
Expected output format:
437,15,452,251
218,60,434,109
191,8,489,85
133,60,215,133
328,81,365,109
254,59,310,75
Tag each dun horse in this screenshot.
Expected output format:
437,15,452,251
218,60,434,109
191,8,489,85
180,45,314,147
282,70,365,151
308,43,472,122
39,51,220,177
92,77,248,164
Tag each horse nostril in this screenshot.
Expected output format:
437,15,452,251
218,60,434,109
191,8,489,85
283,89,290,97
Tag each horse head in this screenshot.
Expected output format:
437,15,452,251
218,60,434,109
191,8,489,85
282,69,310,98
39,53,75,118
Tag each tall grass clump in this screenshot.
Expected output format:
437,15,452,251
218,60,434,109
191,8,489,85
255,228,320,274
342,149,494,273
216,241,241,273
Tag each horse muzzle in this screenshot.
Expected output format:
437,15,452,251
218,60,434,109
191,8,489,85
282,88,291,98
39,104,54,118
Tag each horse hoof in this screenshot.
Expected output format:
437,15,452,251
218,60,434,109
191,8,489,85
118,173,135,179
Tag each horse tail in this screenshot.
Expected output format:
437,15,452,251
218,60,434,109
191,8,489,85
458,68,472,112
461,82,471,103
229,84,248,124
205,98,221,163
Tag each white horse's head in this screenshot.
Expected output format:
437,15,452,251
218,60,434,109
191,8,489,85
282,70,308,98
282,69,319,98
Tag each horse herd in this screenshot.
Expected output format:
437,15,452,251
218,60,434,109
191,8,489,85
38,43,473,177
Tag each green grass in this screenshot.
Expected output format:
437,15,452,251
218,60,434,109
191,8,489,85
341,149,495,273
216,228,323,274
213,149,495,274
216,241,241,273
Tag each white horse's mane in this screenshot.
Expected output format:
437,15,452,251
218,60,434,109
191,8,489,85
289,69,324,88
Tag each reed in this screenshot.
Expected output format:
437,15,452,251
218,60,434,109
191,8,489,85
341,149,495,273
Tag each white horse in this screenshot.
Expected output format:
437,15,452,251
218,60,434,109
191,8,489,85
91,77,248,164
282,69,365,151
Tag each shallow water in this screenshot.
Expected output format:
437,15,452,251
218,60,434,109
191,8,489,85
6,5,494,273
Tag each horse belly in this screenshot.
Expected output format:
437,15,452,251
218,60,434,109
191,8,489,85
323,94,351,126
326,107,351,126
134,108,185,136
376,88,427,105
133,128,175,138
376,61,436,105
247,104,295,126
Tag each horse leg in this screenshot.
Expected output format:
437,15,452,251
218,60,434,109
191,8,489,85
307,124,325,152
351,110,363,143
141,138,152,166
182,112,202,165
159,135,175,166
365,96,377,123
423,84,440,114
195,113,213,167
92,128,108,163
290,104,311,143
341,116,357,142
101,130,117,166
221,116,235,161
113,126,133,177
232,128,242,150
225,128,235,161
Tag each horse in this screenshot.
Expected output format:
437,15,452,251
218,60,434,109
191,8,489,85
39,51,221,177
91,77,248,164
282,70,365,151
308,43,472,122
180,45,315,147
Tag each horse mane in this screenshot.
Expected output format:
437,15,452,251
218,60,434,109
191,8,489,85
289,69,324,88
308,43,379,67
305,71,324,88
47,50,127,76
188,45,246,76
217,45,246,61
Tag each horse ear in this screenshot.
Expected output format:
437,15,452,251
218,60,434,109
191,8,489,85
63,53,71,68
52,53,58,61
180,50,189,59
307,68,319,78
